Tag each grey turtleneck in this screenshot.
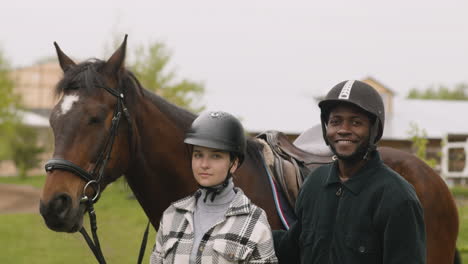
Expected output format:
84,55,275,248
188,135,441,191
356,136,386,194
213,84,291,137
189,178,236,264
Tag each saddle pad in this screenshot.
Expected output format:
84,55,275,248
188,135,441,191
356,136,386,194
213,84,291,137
257,141,297,229
293,124,333,156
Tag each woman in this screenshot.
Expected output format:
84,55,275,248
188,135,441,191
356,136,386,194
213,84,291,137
150,111,278,264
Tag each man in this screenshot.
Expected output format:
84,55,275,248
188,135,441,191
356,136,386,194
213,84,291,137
273,80,426,263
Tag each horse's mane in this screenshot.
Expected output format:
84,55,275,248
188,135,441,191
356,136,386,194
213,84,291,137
140,88,196,131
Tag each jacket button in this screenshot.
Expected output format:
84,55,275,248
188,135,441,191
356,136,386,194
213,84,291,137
199,246,204,252
228,253,235,259
358,246,366,253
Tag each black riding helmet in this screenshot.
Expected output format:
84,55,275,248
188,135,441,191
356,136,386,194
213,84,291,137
184,111,246,202
184,111,246,165
318,80,385,158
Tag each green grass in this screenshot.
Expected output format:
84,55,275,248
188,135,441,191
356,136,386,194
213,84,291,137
452,185,468,263
451,186,468,198
0,176,156,264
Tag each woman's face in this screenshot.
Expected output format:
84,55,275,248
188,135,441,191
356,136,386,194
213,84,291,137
191,145,238,187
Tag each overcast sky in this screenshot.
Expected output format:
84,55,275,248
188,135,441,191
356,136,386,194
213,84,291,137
1,0,468,99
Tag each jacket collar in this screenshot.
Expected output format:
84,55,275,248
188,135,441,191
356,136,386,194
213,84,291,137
172,194,197,213
172,187,251,216
323,151,383,195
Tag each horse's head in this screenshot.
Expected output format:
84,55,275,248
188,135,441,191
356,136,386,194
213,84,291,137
40,36,135,232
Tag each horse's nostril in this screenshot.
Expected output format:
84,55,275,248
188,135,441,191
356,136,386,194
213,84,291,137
50,193,72,218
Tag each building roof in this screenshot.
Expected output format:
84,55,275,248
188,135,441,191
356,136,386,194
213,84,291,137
385,97,468,140
203,92,468,140
362,76,395,95
18,110,50,127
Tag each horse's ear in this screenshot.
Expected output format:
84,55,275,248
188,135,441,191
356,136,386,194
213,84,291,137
104,34,127,76
54,42,76,72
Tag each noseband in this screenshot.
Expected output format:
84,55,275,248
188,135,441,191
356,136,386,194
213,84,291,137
44,84,132,264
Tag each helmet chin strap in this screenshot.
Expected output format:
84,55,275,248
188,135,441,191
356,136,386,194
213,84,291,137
331,144,368,162
199,176,231,203
362,144,376,160
198,162,236,203
363,118,380,160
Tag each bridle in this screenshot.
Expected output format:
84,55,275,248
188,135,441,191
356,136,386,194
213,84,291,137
45,83,130,203
44,83,147,264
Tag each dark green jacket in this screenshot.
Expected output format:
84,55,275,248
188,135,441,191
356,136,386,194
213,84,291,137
273,152,426,264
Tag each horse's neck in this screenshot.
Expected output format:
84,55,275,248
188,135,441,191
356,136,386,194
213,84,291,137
125,96,196,226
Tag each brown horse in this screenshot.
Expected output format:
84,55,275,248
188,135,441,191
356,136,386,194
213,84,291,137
40,37,459,264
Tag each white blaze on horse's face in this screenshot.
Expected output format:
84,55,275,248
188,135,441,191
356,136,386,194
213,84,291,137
59,94,80,116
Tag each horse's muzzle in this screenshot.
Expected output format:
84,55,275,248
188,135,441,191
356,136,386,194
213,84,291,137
39,193,83,233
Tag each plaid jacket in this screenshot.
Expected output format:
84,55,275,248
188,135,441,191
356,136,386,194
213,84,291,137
150,188,278,264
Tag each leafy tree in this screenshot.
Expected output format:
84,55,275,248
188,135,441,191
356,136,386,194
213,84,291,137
407,122,437,168
0,50,20,160
104,32,205,112
0,49,45,177
130,42,205,112
10,123,45,178
0,52,18,118
407,83,468,100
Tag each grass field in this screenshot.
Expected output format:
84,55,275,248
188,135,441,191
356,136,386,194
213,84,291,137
1,175,468,263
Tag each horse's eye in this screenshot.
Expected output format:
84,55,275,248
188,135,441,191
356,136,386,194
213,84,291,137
88,116,102,125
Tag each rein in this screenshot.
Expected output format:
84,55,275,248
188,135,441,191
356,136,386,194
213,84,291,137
44,84,148,264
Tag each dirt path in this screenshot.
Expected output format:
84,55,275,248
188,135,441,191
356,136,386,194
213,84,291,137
0,184,41,214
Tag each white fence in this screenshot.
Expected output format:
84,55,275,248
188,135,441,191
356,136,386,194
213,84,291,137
441,137,468,184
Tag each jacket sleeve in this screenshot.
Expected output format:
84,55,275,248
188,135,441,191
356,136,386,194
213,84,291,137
248,210,279,264
383,199,426,264
149,219,164,264
272,218,302,263
272,188,304,264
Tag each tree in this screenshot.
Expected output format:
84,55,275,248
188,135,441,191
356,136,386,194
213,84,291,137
0,50,20,160
104,31,205,112
10,123,45,178
407,83,468,100
0,49,45,177
407,122,437,168
130,42,205,112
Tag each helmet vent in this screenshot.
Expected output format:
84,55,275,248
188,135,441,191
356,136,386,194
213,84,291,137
209,111,224,118
338,80,355,100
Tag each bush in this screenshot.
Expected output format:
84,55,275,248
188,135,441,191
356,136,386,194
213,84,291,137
10,123,45,178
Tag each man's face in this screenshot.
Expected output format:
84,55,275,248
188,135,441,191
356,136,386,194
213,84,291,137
326,103,371,160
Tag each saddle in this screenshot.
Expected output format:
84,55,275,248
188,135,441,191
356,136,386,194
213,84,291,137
256,125,334,208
